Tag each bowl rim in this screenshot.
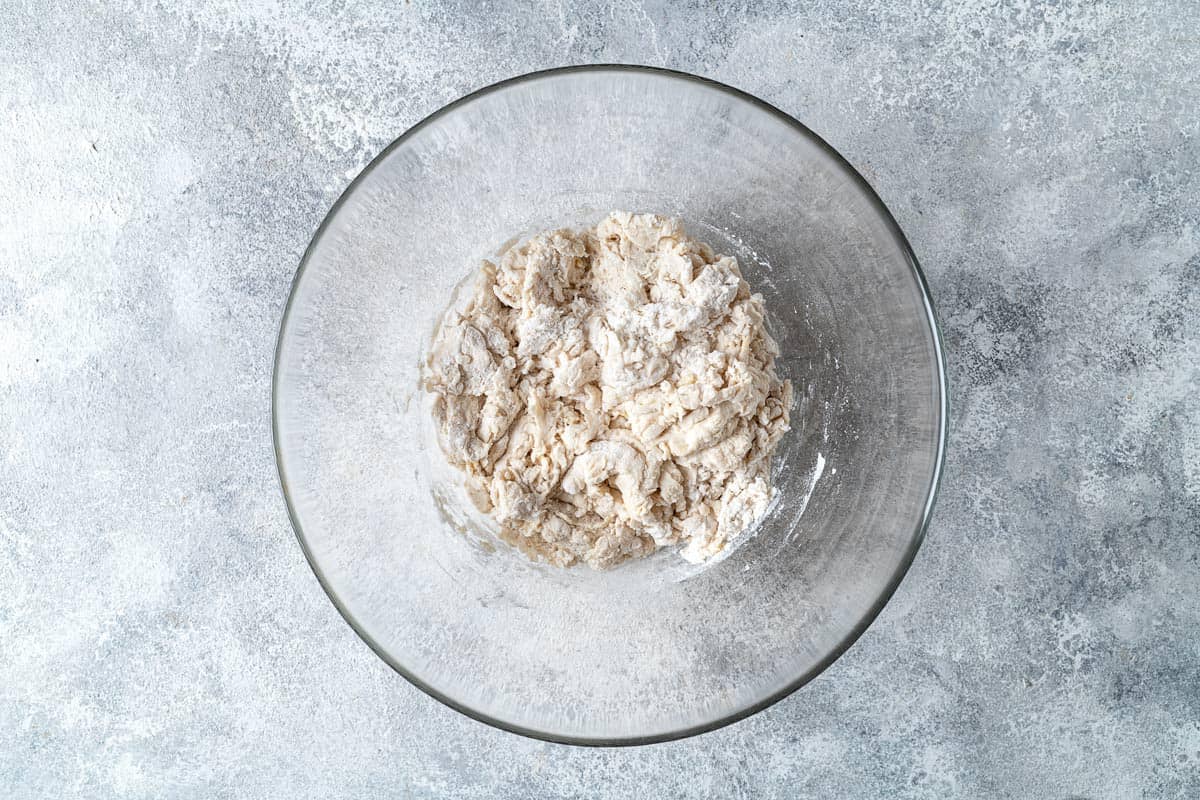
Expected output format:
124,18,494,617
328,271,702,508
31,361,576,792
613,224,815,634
271,64,949,747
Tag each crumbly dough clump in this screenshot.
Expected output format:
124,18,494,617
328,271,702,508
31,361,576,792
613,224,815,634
424,212,792,569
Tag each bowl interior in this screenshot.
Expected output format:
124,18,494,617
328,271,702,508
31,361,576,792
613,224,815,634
274,67,945,743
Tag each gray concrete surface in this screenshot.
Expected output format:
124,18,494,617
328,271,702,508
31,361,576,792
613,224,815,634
3,1,1198,797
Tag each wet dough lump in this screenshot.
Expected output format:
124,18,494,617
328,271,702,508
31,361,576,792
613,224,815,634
424,212,792,569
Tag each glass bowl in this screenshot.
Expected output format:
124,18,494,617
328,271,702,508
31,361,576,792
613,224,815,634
273,66,947,745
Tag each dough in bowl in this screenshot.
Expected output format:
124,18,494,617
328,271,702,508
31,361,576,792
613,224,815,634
423,212,792,569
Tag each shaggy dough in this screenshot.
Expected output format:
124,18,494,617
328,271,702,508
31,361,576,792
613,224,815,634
424,212,792,569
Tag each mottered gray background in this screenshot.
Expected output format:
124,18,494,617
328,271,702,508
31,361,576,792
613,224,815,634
2,1,1198,797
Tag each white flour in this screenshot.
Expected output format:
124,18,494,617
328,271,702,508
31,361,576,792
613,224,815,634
423,212,792,568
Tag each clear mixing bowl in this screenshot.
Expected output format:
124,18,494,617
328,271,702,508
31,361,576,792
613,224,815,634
273,66,947,744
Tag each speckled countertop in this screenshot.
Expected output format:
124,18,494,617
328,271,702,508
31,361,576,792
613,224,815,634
3,2,1198,798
